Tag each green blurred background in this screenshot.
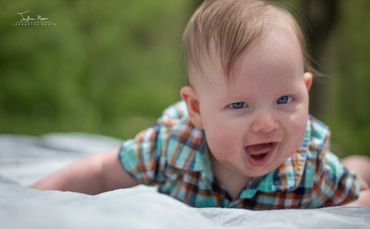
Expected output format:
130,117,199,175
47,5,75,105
1,0,370,158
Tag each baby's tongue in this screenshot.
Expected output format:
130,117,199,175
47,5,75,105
245,143,273,155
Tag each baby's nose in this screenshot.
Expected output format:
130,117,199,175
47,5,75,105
251,112,279,133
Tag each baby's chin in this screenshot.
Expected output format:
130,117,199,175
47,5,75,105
243,157,289,178
244,168,274,178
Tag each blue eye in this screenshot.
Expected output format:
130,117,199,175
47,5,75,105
228,102,248,109
277,96,293,104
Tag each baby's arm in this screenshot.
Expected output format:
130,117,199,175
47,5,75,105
345,190,370,207
342,155,370,207
342,155,370,190
33,103,184,194
32,149,139,194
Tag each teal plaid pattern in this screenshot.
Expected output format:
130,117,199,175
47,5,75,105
119,101,361,209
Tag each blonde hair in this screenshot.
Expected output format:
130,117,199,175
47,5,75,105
183,0,312,82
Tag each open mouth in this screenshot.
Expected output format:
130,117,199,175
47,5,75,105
245,142,277,166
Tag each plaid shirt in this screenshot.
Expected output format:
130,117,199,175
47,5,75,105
119,101,361,209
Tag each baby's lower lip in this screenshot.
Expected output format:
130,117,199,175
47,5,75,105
245,142,277,166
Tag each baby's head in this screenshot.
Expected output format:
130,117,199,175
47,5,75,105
181,0,313,179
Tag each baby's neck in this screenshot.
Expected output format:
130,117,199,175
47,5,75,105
211,156,250,199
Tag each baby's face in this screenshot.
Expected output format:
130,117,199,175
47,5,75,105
194,25,312,179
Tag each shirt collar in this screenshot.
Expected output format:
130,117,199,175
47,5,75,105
240,117,312,198
166,119,213,176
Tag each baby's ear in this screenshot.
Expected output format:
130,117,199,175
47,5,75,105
304,72,313,91
180,86,203,129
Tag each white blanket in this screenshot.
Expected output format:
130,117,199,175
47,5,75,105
1,133,369,229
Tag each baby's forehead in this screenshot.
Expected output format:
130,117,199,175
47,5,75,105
199,23,302,79
219,15,298,64
185,1,308,87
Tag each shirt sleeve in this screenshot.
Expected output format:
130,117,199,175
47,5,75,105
118,101,188,185
309,133,361,207
118,123,168,186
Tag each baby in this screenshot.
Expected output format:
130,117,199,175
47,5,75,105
33,0,370,209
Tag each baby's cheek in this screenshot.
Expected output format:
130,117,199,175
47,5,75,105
206,127,236,162
289,116,308,149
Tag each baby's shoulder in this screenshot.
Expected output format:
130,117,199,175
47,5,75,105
155,101,195,136
301,115,332,164
306,115,331,150
159,101,189,122
153,101,205,154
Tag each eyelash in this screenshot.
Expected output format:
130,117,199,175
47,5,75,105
228,102,249,110
228,96,293,110
277,95,293,104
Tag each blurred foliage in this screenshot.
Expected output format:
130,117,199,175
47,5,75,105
0,0,370,157
324,0,370,156
0,0,190,139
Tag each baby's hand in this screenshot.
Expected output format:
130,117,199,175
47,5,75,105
345,189,370,208
360,178,369,191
